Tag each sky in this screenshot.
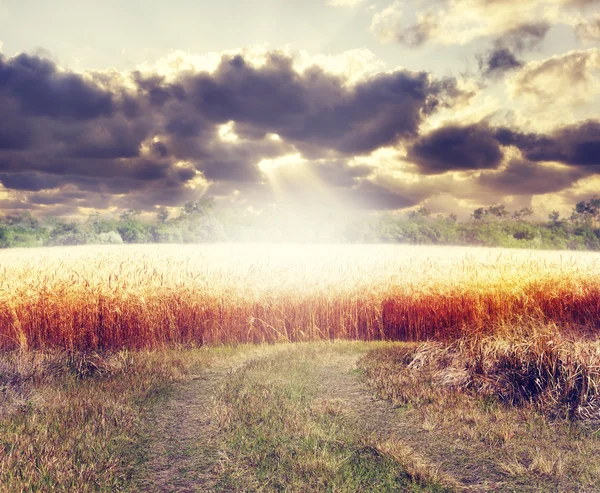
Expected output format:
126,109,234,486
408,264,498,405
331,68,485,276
0,0,600,220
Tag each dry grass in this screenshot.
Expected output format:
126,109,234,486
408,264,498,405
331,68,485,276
3,243,600,489
0,348,209,492
2,244,600,350
360,326,600,420
358,330,600,491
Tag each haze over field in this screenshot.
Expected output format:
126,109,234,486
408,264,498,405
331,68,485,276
0,0,600,225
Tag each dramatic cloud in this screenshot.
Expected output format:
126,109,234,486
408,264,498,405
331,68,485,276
479,48,523,77
1,1,600,219
0,54,114,119
408,123,505,174
172,53,461,155
498,120,600,167
0,50,465,214
477,22,550,77
478,159,587,195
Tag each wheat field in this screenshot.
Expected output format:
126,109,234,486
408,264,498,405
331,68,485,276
1,244,600,350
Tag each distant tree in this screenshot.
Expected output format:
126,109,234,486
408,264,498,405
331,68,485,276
119,209,142,222
574,197,600,228
97,231,123,244
487,203,509,219
472,207,486,220
117,221,149,243
156,207,169,224
0,226,14,248
512,207,533,221
408,206,432,220
181,198,214,217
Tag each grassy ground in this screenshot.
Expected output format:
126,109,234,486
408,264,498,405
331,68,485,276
0,349,210,492
2,339,600,492
212,343,446,492
358,337,600,492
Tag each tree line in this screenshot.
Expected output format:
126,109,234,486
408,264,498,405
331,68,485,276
2,198,600,250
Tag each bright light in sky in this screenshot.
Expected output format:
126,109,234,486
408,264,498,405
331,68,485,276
258,153,306,173
0,0,599,220
218,122,240,143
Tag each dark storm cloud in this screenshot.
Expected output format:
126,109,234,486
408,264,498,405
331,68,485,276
478,22,550,77
478,159,587,194
408,123,504,174
0,54,114,119
0,49,466,213
200,157,262,182
0,172,62,192
165,115,206,138
0,54,196,211
497,120,600,167
151,141,169,157
0,153,175,182
60,119,148,160
177,54,462,155
0,114,32,150
132,72,186,107
27,189,90,206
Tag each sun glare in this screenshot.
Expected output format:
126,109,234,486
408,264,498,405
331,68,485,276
217,121,239,142
257,152,305,173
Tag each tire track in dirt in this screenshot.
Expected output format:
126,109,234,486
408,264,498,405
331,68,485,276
135,345,550,492
311,352,515,493
136,367,228,493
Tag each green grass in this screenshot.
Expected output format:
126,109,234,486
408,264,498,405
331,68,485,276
214,343,447,492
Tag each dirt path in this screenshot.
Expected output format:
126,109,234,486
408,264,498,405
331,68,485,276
136,367,228,493
136,345,519,492
311,351,514,492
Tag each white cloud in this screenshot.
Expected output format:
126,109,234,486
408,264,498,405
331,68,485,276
370,1,403,43
574,15,600,42
137,45,387,86
135,46,273,79
369,0,590,46
508,48,600,108
293,47,386,84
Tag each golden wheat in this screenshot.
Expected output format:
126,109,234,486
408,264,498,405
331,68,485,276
1,244,599,350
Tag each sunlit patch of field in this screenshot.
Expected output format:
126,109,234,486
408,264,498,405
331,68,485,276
1,244,600,350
